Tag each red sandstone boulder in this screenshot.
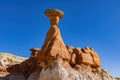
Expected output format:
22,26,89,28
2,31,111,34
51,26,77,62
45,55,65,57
81,52,94,65
81,47,100,67
68,46,100,67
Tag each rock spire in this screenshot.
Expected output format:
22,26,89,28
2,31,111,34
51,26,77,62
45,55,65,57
36,9,70,61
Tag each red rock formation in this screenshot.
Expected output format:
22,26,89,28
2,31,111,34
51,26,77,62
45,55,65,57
0,9,117,80
81,46,100,67
30,9,101,69
68,46,100,68
36,9,70,62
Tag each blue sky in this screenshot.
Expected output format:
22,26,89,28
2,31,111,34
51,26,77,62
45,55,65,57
0,0,120,77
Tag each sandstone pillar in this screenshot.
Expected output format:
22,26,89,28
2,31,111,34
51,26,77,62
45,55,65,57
36,9,70,61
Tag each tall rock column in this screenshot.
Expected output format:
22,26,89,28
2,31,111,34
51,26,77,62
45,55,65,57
36,9,70,61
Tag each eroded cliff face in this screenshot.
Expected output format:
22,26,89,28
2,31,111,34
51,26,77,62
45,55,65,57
0,9,118,80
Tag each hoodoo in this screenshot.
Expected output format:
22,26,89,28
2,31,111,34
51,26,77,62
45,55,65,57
34,9,100,68
36,9,70,62
0,9,117,80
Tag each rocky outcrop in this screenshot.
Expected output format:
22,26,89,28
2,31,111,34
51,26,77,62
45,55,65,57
0,53,26,66
0,53,26,80
68,46,100,67
33,9,100,70
0,9,118,80
0,54,115,80
27,61,114,80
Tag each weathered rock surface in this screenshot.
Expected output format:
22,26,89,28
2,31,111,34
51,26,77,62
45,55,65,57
37,62,86,80
73,47,99,66
0,53,26,80
27,62,114,80
0,55,115,80
0,53,26,66
0,9,119,80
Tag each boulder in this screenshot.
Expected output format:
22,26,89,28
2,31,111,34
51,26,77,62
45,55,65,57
80,47,100,67
81,52,94,65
